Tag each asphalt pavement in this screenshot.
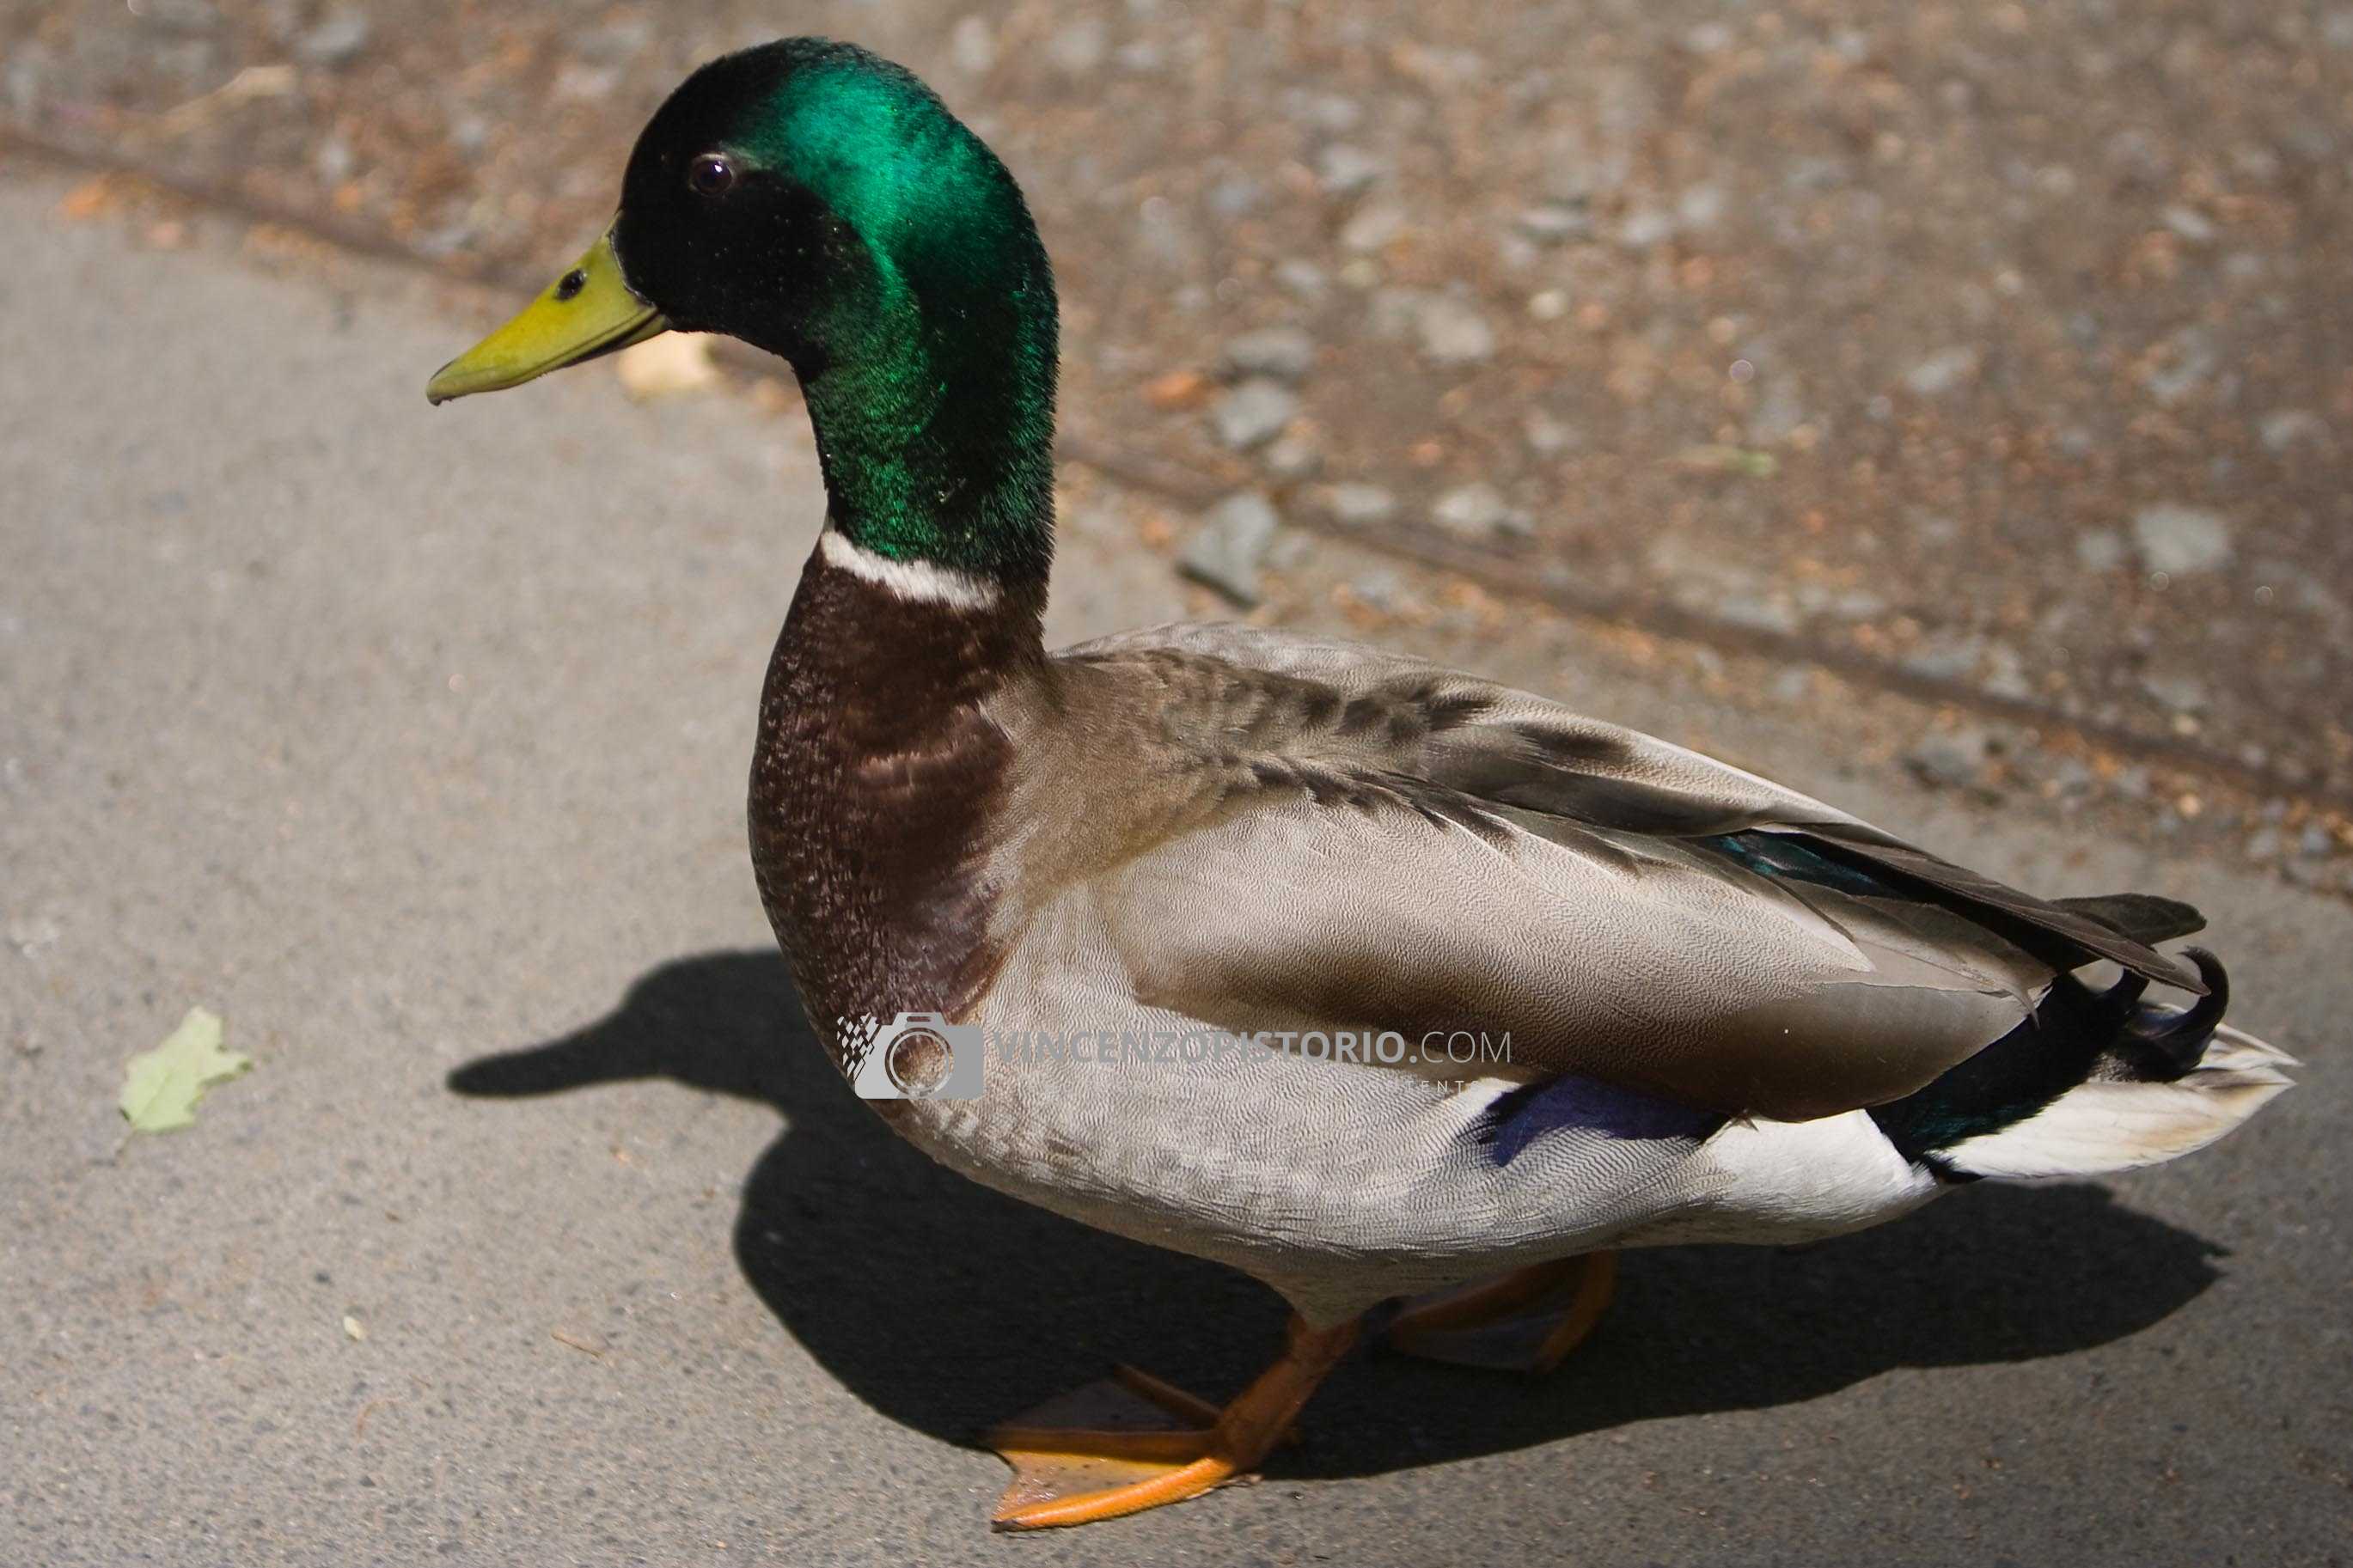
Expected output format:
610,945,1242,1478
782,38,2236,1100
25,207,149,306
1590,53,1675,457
2,166,2345,1567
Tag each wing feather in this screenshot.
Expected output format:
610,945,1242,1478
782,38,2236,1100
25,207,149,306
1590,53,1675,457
1037,624,2207,1120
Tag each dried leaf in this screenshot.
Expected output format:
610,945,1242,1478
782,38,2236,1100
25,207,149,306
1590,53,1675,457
119,1007,252,1134
1674,444,1779,479
614,333,718,400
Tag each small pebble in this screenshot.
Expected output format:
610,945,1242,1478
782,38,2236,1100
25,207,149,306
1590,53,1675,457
1523,411,1574,455
1320,483,1397,525
1180,492,1281,607
314,135,355,185
1341,204,1409,253
1415,296,1496,367
1980,643,2033,700
1677,185,1727,229
1716,595,1801,635
1906,728,1995,791
2257,409,2326,452
1317,145,1387,197
1902,635,1983,683
1219,326,1316,383
1262,431,1323,479
1287,90,1363,134
2160,205,2217,243
1616,208,1677,249
1904,346,1981,397
1794,586,1889,622
1274,259,1329,298
2049,760,2096,800
2131,504,2233,577
1517,204,1593,243
1431,483,1529,538
295,9,371,67
1209,381,1299,451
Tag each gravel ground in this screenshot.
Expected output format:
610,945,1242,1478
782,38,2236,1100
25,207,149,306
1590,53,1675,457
5,0,2350,859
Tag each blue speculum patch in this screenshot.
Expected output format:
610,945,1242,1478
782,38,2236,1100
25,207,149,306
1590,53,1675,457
1479,1074,1726,1166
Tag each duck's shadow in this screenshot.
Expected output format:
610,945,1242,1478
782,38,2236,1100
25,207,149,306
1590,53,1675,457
449,949,2225,1477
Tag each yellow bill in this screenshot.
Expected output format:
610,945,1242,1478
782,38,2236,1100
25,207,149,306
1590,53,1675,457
425,225,668,404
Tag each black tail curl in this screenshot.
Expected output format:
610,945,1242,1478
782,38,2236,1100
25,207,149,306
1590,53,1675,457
1868,948,2233,1179
2108,947,2228,1079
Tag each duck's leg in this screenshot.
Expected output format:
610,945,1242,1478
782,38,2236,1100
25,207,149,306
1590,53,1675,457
987,1315,1359,1530
1382,1250,1617,1374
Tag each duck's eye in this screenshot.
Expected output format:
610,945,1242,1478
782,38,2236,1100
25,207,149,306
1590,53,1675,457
686,153,736,197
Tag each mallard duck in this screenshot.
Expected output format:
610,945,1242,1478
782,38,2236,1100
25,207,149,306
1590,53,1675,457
427,38,2295,1531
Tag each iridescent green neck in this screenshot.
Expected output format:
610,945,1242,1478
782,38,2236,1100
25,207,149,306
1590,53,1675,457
796,263,1056,589
751,56,1058,589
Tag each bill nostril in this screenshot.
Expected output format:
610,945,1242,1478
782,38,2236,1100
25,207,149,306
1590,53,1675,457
554,269,588,302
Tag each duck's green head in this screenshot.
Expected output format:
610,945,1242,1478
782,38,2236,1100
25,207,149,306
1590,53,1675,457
429,39,1058,586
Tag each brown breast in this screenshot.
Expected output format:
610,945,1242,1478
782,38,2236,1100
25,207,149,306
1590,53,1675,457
747,546,1045,1071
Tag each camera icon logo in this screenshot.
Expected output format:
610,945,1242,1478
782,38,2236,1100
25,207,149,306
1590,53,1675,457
847,1012,985,1101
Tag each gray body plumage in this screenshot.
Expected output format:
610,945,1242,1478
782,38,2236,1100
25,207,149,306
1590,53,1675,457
823,613,2219,1325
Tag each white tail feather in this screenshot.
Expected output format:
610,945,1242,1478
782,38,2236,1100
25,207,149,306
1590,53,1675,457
1941,1023,2295,1181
